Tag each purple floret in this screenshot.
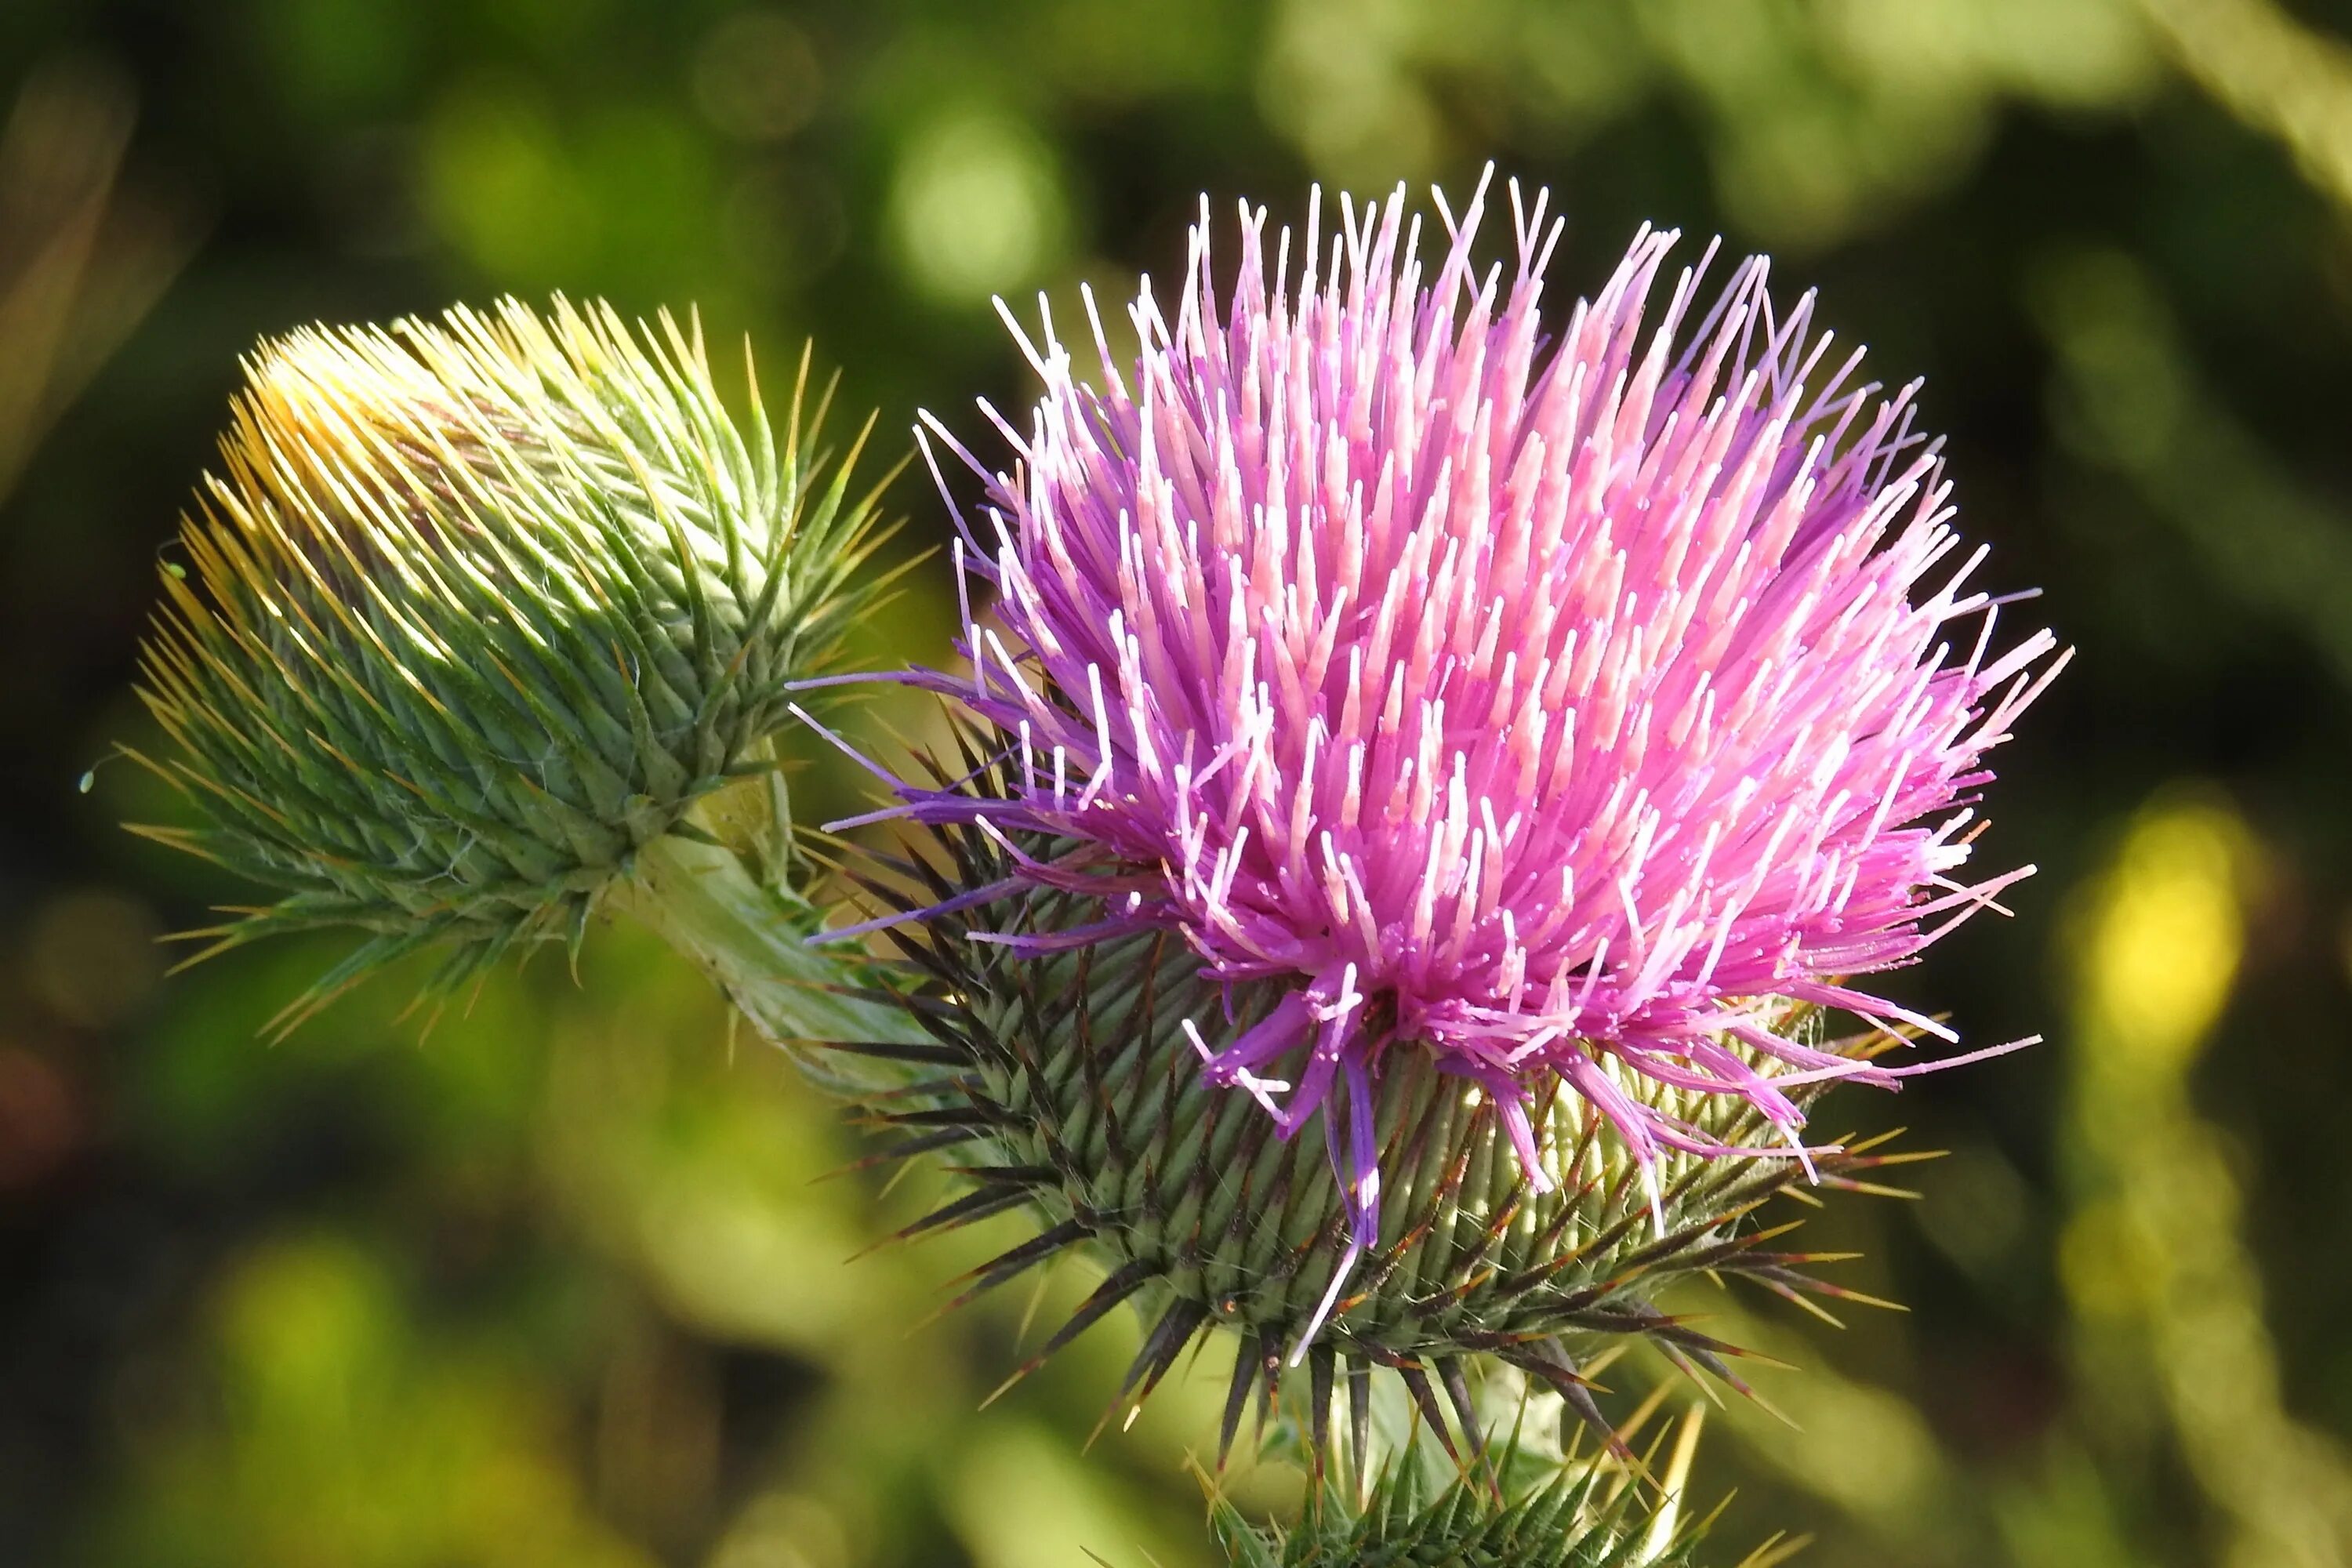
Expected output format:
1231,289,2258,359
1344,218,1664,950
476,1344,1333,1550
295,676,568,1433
849,172,2062,1347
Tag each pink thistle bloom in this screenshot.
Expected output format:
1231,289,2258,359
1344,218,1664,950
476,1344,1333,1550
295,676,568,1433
851,174,2063,1341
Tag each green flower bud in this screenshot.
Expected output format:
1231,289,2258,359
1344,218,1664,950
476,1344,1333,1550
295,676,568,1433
1213,1406,1730,1568
129,299,895,1028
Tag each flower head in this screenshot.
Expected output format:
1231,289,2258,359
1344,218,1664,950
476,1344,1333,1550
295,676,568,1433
893,176,2062,1340
132,298,891,1027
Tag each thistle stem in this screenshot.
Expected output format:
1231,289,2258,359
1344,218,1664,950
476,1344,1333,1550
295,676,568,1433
609,833,932,1087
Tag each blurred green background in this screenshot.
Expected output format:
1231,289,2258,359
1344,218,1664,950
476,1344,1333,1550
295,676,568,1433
7,0,2352,1563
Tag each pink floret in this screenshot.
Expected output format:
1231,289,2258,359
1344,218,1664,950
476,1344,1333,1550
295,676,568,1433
869,173,2063,1315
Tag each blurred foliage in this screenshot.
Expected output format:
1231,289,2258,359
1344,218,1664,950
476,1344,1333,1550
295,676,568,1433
0,53,191,504
10,0,2352,1564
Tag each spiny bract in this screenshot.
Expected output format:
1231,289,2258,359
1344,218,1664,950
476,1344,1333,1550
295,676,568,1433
129,298,894,1028
851,767,1917,1458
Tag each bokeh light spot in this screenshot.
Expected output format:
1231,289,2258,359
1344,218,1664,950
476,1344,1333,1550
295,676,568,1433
421,81,597,284
29,886,161,1029
0,1046,79,1191
2074,798,2252,1069
694,11,822,142
887,109,1067,306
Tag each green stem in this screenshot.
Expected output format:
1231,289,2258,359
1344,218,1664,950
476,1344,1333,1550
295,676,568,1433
608,833,931,1091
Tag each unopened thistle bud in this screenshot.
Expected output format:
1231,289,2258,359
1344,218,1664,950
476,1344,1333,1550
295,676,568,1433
848,175,2061,1441
129,299,896,1029
1214,1406,1719,1567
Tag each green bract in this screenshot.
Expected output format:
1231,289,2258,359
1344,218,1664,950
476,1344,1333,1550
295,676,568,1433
130,299,895,1027
855,757,1917,1459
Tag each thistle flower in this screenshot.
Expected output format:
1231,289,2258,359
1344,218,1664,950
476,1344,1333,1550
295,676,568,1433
863,175,2060,1363
129,299,897,1029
